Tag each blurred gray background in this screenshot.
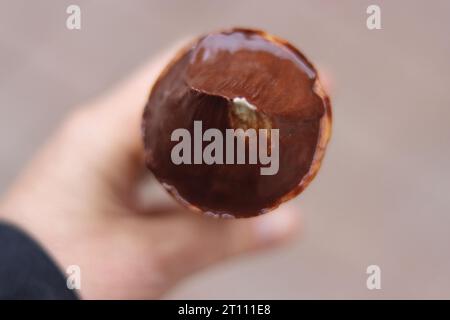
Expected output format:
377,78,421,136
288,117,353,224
1,0,449,299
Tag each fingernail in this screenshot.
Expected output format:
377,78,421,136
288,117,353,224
254,210,295,244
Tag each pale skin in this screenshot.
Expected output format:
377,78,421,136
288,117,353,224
0,42,302,299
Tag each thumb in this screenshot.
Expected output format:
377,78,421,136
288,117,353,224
174,206,301,277
218,206,301,256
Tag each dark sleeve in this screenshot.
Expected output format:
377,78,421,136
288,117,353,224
0,222,78,300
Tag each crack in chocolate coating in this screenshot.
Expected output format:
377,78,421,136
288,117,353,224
142,28,332,218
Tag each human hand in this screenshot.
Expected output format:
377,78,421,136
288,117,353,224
0,42,300,299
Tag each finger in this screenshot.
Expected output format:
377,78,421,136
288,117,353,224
86,38,191,159
207,206,300,257
164,205,301,278
317,66,333,95
55,39,192,190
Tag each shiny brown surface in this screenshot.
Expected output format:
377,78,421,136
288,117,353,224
143,29,331,217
